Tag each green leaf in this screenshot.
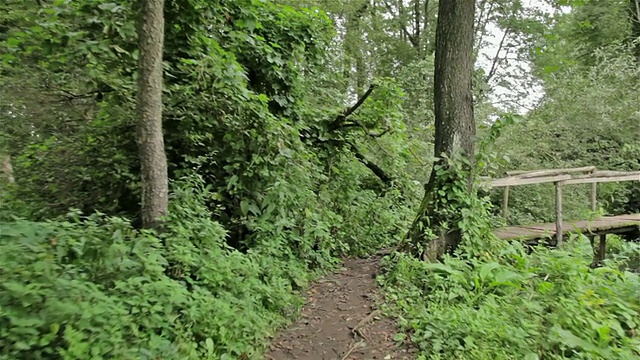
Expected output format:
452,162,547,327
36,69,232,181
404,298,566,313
492,270,522,284
423,262,461,275
479,262,500,280
205,338,214,354
111,45,128,54
554,327,610,356
97,3,122,13
248,202,260,216
240,200,249,216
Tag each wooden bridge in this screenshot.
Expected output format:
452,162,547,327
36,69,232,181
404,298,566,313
484,166,640,265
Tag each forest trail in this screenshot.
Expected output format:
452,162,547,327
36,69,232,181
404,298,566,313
265,254,416,360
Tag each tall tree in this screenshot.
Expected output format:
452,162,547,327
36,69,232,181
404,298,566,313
1,155,14,183
630,0,640,62
406,0,476,261
136,0,169,230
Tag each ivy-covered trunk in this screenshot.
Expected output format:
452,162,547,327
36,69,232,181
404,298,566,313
406,0,476,261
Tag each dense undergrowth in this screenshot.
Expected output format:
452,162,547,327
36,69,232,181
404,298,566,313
381,186,640,360
0,175,412,359
0,1,419,358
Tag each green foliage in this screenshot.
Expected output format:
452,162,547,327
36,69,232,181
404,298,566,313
0,177,308,359
382,183,640,359
492,42,640,223
0,0,409,258
533,0,632,74
2,1,638,359
385,99,640,358
0,1,414,358
382,241,640,359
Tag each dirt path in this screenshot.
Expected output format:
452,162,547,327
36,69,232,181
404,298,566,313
265,255,416,360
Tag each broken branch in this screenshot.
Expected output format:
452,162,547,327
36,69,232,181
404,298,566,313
349,142,393,185
329,84,376,131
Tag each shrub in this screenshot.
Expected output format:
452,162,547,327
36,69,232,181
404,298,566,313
0,177,308,359
381,236,640,360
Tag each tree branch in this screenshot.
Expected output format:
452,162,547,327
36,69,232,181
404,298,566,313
367,126,391,138
414,0,420,46
383,0,419,49
329,84,376,131
474,0,495,50
486,28,511,83
422,0,431,52
349,142,393,185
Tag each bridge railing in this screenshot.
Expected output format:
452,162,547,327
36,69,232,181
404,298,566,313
482,166,640,246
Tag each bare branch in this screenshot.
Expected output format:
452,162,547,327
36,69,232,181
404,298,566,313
367,126,391,138
329,84,376,130
414,0,420,45
383,0,419,49
349,141,394,185
486,28,511,83
474,0,495,50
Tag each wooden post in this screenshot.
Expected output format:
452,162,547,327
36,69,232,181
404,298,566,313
589,169,597,212
502,186,510,221
591,234,607,268
555,181,564,247
598,234,606,262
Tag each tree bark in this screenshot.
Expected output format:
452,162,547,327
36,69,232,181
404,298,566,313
405,0,476,261
1,154,15,184
630,0,640,62
136,0,169,230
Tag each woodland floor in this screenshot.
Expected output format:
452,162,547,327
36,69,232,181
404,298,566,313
265,254,417,360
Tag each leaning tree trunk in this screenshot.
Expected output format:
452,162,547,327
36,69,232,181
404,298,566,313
405,0,476,261
136,0,169,230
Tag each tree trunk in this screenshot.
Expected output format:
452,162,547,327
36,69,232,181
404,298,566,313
345,2,369,97
405,0,476,261
136,0,169,230
630,0,640,62
1,154,15,184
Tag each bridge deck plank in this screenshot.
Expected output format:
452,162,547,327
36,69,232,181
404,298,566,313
494,214,640,241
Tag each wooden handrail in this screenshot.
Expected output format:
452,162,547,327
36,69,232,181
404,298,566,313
490,175,572,187
564,173,640,185
506,166,596,178
486,167,640,245
485,171,640,188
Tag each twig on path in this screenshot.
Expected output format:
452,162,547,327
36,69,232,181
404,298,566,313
352,309,380,343
340,340,366,360
340,309,382,359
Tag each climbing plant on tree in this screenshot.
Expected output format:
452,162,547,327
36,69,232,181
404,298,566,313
405,0,477,261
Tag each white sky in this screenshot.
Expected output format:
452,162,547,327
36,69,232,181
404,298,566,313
476,1,570,114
